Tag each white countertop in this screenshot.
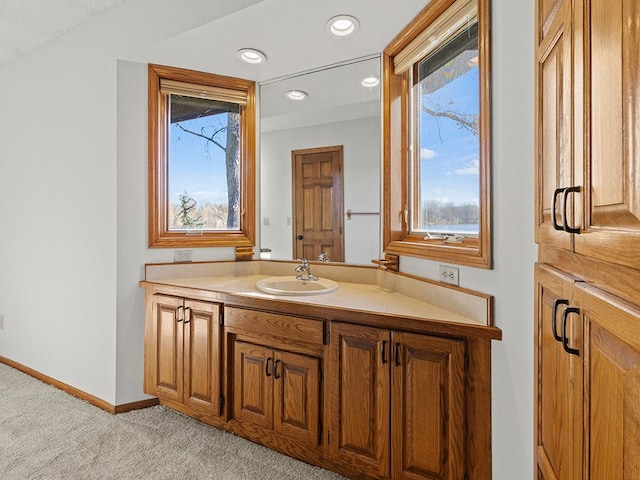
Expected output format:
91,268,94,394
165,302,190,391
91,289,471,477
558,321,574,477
143,262,495,331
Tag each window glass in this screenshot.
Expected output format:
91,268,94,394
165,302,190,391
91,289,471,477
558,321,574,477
412,23,479,236
168,95,241,231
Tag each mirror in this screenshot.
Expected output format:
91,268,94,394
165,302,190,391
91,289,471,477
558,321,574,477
259,56,381,265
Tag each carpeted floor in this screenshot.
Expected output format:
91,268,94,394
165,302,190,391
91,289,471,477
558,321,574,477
0,363,346,479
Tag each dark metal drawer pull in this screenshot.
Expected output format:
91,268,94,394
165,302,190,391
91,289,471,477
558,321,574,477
561,307,580,356
552,299,569,342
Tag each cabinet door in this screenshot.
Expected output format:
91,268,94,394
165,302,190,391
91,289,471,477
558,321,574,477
391,332,465,480
232,341,273,429
576,284,640,478
328,323,391,478
273,350,320,447
183,299,221,416
148,295,184,403
573,0,640,269
535,0,574,251
534,265,583,480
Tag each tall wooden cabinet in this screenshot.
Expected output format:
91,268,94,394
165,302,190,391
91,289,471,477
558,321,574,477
577,283,640,478
536,0,640,269
535,0,640,477
535,0,574,252
534,265,583,480
574,0,640,269
328,322,466,480
535,265,640,479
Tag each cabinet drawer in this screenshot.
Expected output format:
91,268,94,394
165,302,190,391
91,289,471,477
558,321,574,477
224,306,324,346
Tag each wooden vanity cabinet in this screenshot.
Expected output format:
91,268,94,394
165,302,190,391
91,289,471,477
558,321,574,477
144,294,222,417
232,341,321,447
142,281,497,480
328,322,466,480
223,306,324,454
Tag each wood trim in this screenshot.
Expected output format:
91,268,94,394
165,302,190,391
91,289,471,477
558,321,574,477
382,0,492,269
465,337,492,479
147,63,256,249
0,355,158,414
538,244,640,306
114,398,160,414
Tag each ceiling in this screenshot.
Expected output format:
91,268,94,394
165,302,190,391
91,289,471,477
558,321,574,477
123,0,430,128
0,0,429,79
125,0,429,83
0,0,130,66
0,0,430,127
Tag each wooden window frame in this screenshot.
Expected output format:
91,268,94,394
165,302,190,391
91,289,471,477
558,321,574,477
148,63,256,248
382,0,492,268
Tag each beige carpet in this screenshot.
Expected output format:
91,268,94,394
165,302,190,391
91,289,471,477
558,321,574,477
0,363,345,480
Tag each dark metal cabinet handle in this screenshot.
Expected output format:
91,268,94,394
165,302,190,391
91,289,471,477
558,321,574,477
381,341,388,364
552,188,566,231
265,357,272,377
274,360,281,379
562,186,581,234
296,235,304,240
176,305,184,323
394,343,401,367
561,307,580,356
552,299,569,342
183,307,191,324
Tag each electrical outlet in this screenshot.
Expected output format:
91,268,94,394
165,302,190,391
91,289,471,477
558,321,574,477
0,313,4,330
174,250,192,263
439,265,459,286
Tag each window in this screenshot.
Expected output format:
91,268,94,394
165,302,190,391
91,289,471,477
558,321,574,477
383,0,491,268
148,64,256,248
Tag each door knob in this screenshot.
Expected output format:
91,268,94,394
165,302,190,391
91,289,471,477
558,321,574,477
297,235,304,240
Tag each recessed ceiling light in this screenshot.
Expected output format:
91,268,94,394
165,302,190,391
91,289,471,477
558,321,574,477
326,15,360,37
285,90,307,101
237,48,267,64
361,75,380,88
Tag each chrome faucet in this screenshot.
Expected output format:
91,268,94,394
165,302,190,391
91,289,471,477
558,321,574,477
295,259,318,281
317,252,329,262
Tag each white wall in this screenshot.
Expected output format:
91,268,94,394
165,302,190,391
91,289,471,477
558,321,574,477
261,116,381,264
0,0,535,478
0,0,262,405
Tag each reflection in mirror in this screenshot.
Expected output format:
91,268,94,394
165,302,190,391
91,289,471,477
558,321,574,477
260,56,381,265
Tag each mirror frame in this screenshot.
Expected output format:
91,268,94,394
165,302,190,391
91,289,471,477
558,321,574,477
382,0,492,269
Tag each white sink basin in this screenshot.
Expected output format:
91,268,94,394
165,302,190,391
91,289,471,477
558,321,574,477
255,276,339,296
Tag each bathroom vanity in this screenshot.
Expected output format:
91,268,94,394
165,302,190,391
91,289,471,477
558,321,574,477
141,260,501,480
